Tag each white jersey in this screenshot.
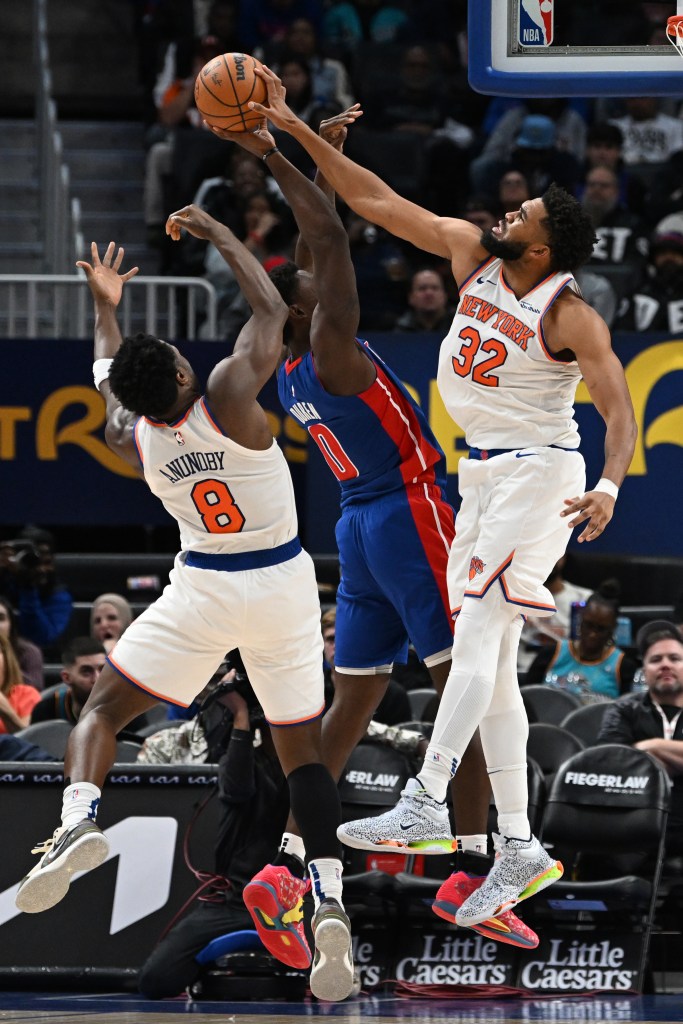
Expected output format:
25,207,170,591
437,256,583,449
134,396,297,553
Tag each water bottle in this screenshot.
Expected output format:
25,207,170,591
570,601,585,641
615,615,632,648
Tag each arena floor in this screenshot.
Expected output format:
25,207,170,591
2,992,683,1024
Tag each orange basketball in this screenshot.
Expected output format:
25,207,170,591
194,52,267,132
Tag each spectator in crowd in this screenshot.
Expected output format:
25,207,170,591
392,267,456,334
598,620,683,853
581,165,649,272
0,733,54,762
143,33,227,249
580,121,647,216
30,637,106,726
0,596,44,690
322,0,412,54
497,170,530,214
320,607,412,726
518,557,593,671
458,195,500,234
268,57,342,175
239,0,323,53
525,580,638,702
473,115,583,202
256,17,355,109
0,527,73,650
470,99,587,197
0,633,41,734
610,97,683,166
616,220,683,333
90,593,133,655
344,211,409,330
648,149,683,222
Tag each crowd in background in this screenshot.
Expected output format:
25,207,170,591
135,0,683,339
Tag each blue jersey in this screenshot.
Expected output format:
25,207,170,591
278,340,447,507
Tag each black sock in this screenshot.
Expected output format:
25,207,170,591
273,850,306,878
287,762,342,862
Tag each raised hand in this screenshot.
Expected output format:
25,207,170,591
166,204,223,242
248,64,299,132
206,116,276,158
319,104,363,150
76,242,138,307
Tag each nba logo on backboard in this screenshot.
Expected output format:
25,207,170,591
519,0,554,47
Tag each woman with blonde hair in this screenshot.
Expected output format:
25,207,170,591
0,632,41,733
90,593,133,654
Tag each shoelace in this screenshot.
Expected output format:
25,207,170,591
30,827,64,857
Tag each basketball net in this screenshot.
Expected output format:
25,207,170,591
668,1,683,57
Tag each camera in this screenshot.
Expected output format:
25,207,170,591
3,540,42,571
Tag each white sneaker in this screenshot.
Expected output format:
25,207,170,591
15,820,109,914
337,778,456,855
455,832,563,926
310,898,354,1002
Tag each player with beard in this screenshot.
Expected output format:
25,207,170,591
244,65,637,927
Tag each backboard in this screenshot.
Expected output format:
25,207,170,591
468,0,683,96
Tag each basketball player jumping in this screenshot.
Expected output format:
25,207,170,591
189,109,538,955
14,230,353,1001
248,65,637,926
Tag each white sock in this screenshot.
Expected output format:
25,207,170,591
308,857,343,910
458,833,488,855
61,782,101,829
278,832,306,864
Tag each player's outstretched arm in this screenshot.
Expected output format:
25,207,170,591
557,300,637,543
76,241,140,465
250,65,479,261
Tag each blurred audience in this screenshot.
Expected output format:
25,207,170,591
610,97,683,166
0,596,44,690
525,580,638,702
616,218,683,332
598,620,683,854
257,16,355,108
392,267,456,333
0,633,41,734
0,527,73,651
90,593,133,655
30,637,106,725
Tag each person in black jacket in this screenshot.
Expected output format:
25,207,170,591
597,620,683,854
138,675,292,998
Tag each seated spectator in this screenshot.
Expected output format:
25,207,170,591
616,219,683,332
580,121,647,216
519,556,593,671
322,0,412,54
256,17,355,109
344,211,409,331
269,56,342,175
392,267,456,334
90,593,133,654
525,580,638,702
497,169,530,214
0,595,44,690
239,0,323,53
0,526,73,650
321,607,411,725
30,637,105,725
597,620,683,854
470,99,587,197
473,115,583,201
0,733,55,762
581,165,649,271
0,633,41,734
458,195,500,234
610,97,683,166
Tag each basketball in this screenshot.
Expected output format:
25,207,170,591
194,52,267,132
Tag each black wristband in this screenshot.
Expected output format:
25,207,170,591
262,146,280,162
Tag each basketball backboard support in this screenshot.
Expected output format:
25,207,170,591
468,0,683,96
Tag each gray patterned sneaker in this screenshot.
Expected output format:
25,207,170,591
455,832,563,927
310,898,354,1002
15,821,109,914
337,778,456,855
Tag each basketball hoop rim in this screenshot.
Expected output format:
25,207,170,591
667,14,683,34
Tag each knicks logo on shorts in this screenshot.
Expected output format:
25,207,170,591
469,555,485,581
